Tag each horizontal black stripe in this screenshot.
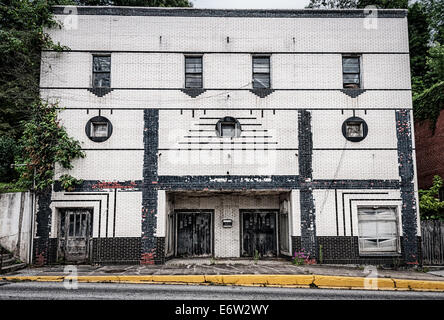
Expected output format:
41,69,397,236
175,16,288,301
40,87,412,91
52,6,407,18
61,107,413,111
42,49,411,55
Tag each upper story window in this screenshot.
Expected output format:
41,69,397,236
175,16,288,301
342,56,361,89
252,56,270,89
92,55,111,88
185,56,203,88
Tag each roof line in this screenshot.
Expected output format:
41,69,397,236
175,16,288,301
52,6,408,18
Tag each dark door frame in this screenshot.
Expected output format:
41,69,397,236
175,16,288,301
57,207,94,264
174,209,215,258
239,209,279,257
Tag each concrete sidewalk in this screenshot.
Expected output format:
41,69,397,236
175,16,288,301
2,258,444,292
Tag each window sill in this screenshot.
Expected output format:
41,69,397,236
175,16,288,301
358,252,402,257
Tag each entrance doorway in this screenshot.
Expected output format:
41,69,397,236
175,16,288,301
58,208,93,263
175,210,213,257
241,210,278,257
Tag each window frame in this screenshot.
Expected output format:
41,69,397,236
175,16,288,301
342,55,362,89
85,116,113,142
215,117,242,138
357,206,401,255
92,54,111,88
252,55,271,89
184,55,203,89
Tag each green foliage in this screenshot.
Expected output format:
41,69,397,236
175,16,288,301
14,101,85,193
0,0,73,138
413,81,444,130
418,175,444,220
0,135,20,182
59,174,83,192
426,43,444,85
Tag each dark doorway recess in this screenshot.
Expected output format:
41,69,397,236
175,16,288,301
58,208,93,263
175,210,213,257
241,209,278,257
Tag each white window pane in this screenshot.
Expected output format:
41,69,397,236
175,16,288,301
221,123,235,137
185,57,202,73
253,57,270,73
92,123,108,137
378,238,397,251
359,221,377,238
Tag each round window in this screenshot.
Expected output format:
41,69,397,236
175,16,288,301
342,117,368,142
85,116,113,142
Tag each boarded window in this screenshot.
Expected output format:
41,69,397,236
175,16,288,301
216,117,241,138
345,121,363,138
253,56,270,89
185,56,203,88
358,207,399,253
342,56,361,89
93,55,111,88
91,122,108,138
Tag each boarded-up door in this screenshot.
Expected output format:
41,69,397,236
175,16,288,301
58,208,92,263
241,210,277,257
176,210,212,257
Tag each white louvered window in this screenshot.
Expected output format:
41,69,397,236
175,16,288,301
342,56,361,89
358,207,399,254
185,56,203,88
253,56,270,89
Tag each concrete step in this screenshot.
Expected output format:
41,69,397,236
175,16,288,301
0,262,27,274
1,257,17,267
0,254,11,261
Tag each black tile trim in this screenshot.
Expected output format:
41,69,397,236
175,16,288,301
87,87,113,97
43,49,411,55
181,88,206,98
52,6,407,18
396,109,419,264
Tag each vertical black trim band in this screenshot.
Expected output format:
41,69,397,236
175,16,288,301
141,109,160,264
298,109,317,259
396,109,419,264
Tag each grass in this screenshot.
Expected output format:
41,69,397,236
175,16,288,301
0,182,27,193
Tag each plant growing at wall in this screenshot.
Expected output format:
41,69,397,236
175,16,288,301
14,100,85,193
418,175,444,220
292,250,317,265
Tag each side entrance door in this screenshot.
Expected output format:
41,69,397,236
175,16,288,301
176,210,212,257
241,210,278,257
58,208,92,263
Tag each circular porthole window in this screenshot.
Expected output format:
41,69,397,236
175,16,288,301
85,116,113,142
215,116,242,138
342,117,368,142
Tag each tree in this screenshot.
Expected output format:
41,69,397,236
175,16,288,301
408,1,432,95
15,101,85,193
419,175,444,220
0,0,71,138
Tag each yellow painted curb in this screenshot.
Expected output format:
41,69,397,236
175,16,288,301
2,274,444,292
393,279,444,291
313,275,395,290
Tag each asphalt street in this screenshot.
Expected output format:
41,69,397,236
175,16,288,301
1,281,444,300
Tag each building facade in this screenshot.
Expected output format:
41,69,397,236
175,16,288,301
34,6,421,266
